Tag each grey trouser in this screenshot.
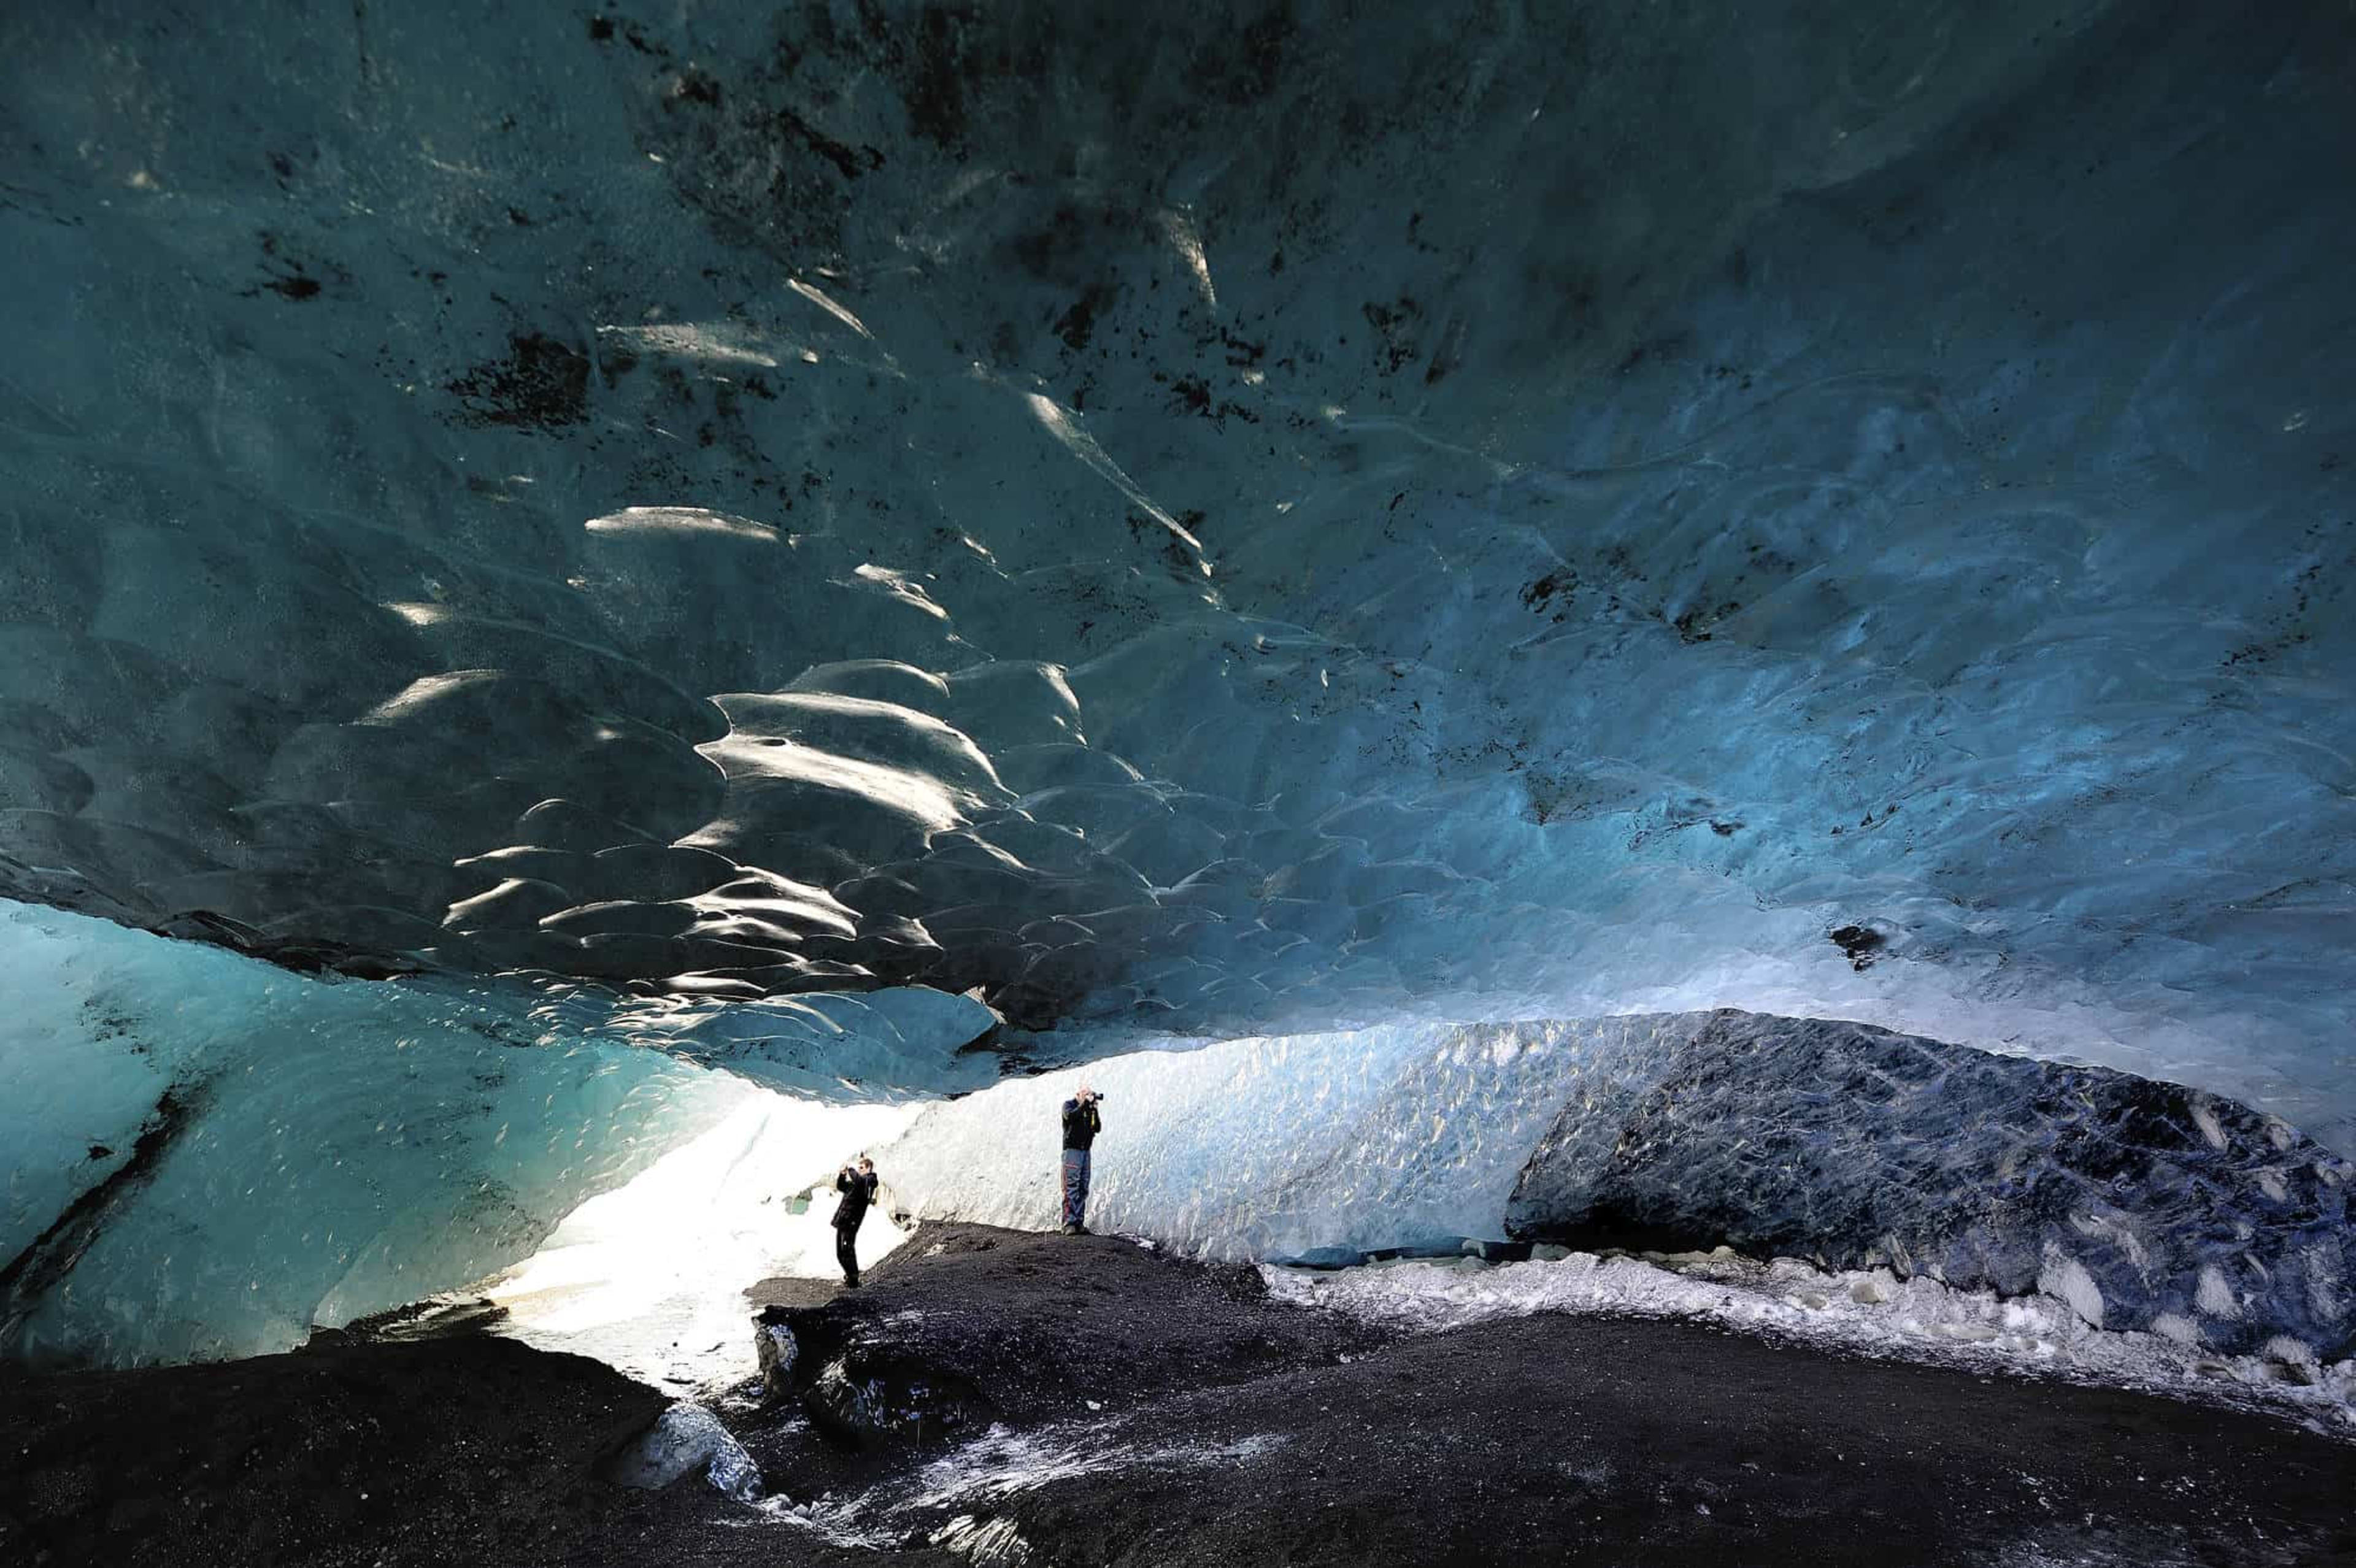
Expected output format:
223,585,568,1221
1060,1148,1091,1228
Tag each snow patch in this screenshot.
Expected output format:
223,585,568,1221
1264,1250,2355,1435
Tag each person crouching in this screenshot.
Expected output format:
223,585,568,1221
1060,1086,1101,1235
833,1156,879,1288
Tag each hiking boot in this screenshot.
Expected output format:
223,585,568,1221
1060,1222,1083,1236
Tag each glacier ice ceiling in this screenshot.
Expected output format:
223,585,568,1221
2,1,2354,1367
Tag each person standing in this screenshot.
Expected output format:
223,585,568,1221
1060,1086,1101,1235
832,1156,879,1288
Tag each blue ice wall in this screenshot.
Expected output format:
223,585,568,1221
0,898,998,1367
0,901,753,1366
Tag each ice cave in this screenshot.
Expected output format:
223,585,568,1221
2,2,2352,1564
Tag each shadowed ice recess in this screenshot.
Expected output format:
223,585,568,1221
1,1,2352,1379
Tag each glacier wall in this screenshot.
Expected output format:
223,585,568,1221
0,896,995,1370
874,1018,1579,1262
873,1012,2354,1359
2,1,2354,1371
0,900,756,1367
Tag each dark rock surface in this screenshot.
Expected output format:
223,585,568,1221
4,1224,2350,1567
0,1335,671,1567
742,1223,1387,1489
950,1311,2356,1568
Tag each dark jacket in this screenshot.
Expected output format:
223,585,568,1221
833,1168,879,1231
1061,1097,1101,1151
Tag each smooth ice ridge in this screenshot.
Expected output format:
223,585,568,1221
0,4,2349,1139
0,901,941,1370
1265,1251,2355,1437
874,1013,2354,1359
12,882,2346,1376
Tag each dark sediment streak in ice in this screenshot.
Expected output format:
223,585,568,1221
1506,1012,2353,1357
